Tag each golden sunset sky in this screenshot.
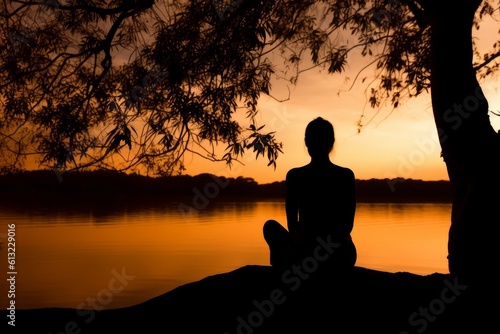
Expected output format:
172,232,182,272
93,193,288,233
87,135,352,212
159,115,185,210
16,5,500,185
182,46,500,185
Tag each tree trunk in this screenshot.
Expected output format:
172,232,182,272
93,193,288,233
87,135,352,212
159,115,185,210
428,1,500,286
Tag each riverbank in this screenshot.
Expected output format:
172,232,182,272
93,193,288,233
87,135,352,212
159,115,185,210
2,265,491,334
0,170,452,209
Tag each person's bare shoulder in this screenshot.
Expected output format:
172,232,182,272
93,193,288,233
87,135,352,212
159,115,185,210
331,164,355,179
286,165,308,180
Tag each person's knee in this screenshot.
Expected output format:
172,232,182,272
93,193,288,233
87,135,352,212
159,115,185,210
263,220,289,244
264,219,279,226
263,219,278,233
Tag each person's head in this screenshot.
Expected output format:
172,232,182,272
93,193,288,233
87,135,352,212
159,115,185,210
305,117,335,158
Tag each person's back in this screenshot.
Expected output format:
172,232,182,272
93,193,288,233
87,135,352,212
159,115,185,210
286,163,356,244
263,117,357,271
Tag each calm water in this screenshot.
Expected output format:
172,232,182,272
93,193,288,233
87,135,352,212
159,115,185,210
0,201,451,310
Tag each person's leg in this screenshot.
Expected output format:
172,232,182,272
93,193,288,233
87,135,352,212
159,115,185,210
263,220,292,268
314,235,357,279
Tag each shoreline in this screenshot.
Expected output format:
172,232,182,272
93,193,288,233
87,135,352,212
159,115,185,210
0,191,452,212
0,170,453,206
1,265,489,333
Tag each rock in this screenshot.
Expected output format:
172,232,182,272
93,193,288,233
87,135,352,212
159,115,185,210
3,265,488,333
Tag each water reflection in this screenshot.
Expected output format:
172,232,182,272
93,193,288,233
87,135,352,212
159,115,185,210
0,201,451,310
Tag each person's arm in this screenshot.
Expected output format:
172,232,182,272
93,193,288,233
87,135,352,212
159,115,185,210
337,168,356,236
345,169,356,234
285,169,299,234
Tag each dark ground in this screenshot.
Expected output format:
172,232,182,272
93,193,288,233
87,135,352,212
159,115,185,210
3,265,495,334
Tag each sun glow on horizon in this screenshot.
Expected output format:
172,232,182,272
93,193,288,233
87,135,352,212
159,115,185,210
182,68,451,184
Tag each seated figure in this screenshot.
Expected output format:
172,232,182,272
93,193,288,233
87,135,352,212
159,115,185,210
263,117,357,272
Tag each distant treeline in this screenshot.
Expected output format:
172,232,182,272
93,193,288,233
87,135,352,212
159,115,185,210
0,169,451,204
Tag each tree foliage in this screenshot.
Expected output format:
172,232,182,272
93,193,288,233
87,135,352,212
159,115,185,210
1,0,499,175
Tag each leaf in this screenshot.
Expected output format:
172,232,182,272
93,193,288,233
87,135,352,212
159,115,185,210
104,127,119,146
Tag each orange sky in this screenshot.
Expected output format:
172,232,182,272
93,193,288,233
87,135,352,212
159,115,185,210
179,10,500,185
182,60,500,185
177,9,500,183
17,8,500,185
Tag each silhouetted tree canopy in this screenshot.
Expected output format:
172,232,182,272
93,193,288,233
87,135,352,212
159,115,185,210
1,0,499,175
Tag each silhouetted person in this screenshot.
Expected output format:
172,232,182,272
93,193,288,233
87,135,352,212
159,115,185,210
263,117,357,272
